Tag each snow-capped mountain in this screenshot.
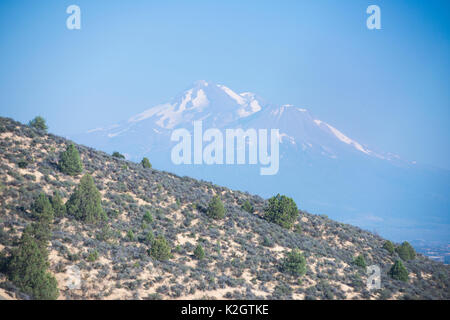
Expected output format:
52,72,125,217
73,81,450,244
91,80,265,136
82,80,390,163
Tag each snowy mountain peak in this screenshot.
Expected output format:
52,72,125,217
123,81,266,130
86,81,392,161
193,79,209,87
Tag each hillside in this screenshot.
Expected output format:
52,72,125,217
0,116,448,300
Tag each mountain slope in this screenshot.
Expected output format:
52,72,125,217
0,116,449,300
74,81,450,244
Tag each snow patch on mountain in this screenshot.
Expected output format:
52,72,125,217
314,119,371,155
218,84,246,105
128,103,171,123
192,89,209,108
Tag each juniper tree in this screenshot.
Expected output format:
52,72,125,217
383,240,395,255
50,191,66,218
8,226,59,300
281,249,307,276
58,144,83,176
150,235,171,261
389,260,409,282
141,157,152,169
206,195,225,220
353,254,367,268
30,193,54,248
194,244,205,260
264,194,299,229
28,116,48,132
396,241,416,261
112,151,125,159
241,200,254,214
143,210,153,223
66,174,105,223
31,192,54,222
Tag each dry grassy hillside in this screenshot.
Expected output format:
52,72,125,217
0,117,448,300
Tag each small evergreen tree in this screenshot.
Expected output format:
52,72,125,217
8,226,59,299
143,210,153,223
194,244,205,260
150,235,171,261
206,195,225,220
66,174,105,223
383,240,395,254
281,249,307,276
264,194,299,229
112,151,125,159
18,159,28,168
30,193,54,247
127,230,135,241
50,191,66,218
353,254,367,268
31,192,54,222
144,230,155,245
396,241,416,261
58,144,83,176
389,260,409,282
28,116,48,132
87,249,99,262
241,200,254,213
141,157,152,169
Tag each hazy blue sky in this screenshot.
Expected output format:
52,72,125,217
0,0,449,169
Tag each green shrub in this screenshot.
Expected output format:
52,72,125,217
353,254,367,268
261,236,273,247
28,116,48,132
50,192,66,218
150,236,171,261
143,210,153,223
87,249,99,262
141,157,152,169
31,192,54,222
264,194,299,229
17,160,28,168
97,224,113,242
206,195,225,220
29,193,54,249
396,241,416,261
144,231,155,245
241,200,254,213
194,244,205,260
389,260,409,282
58,144,83,176
281,249,307,276
112,151,125,159
66,174,105,223
127,230,135,241
383,240,395,254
